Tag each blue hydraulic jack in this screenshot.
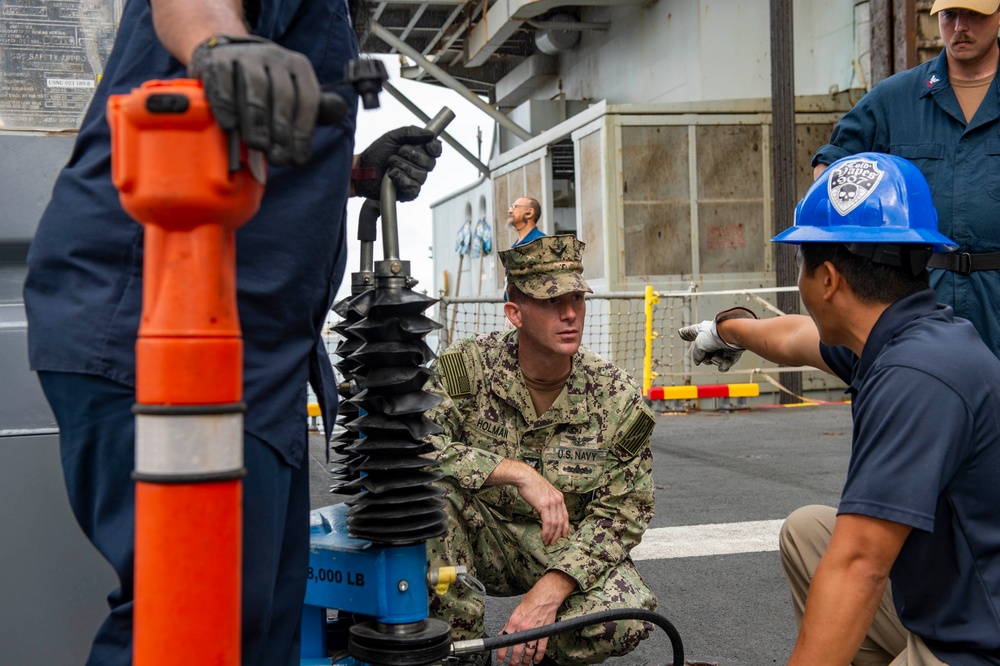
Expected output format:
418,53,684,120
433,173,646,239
301,106,458,666
301,504,452,665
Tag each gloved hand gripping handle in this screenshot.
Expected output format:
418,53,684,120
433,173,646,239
378,108,455,265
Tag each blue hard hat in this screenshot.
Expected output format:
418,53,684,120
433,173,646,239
772,152,957,252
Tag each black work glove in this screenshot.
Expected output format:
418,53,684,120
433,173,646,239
188,34,321,167
354,126,443,202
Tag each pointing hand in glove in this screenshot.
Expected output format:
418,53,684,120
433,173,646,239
678,307,758,372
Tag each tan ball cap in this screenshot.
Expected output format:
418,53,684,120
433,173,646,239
930,0,1000,14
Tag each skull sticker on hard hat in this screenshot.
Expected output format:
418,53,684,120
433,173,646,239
827,158,884,217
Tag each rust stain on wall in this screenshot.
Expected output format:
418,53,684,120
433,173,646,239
706,224,746,250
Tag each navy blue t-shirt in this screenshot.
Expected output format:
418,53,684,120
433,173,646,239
24,0,359,465
821,289,1000,665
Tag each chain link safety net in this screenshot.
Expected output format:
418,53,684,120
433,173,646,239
323,292,690,396
314,287,834,431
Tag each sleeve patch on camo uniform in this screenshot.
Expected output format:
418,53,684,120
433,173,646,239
616,411,655,457
438,352,472,397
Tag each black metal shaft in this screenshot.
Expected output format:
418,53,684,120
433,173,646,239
770,0,803,403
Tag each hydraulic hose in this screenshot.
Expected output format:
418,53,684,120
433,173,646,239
461,608,683,666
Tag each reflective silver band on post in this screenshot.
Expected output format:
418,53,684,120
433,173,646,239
134,405,244,482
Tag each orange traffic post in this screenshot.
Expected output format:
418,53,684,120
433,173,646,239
108,79,264,666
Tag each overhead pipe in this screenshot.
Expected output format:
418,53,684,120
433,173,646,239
382,81,490,175
371,22,534,143
534,16,582,55
465,0,648,67
526,18,608,31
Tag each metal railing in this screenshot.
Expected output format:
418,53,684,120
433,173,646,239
317,284,845,422
432,285,819,395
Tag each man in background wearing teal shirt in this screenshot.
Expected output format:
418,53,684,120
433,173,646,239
508,196,546,247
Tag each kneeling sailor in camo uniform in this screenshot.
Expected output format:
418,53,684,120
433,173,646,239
424,235,658,666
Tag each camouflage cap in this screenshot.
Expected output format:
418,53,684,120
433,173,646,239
498,234,593,298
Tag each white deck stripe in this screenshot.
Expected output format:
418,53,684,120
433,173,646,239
631,519,786,561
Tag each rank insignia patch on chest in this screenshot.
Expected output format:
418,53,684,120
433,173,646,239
827,158,884,216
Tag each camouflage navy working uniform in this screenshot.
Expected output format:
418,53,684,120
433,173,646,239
424,236,658,665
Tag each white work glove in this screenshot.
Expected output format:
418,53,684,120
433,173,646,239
677,307,757,372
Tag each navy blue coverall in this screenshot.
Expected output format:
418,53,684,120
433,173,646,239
23,1,357,663
815,44,1000,359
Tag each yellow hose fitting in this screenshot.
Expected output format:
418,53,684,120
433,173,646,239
430,566,459,595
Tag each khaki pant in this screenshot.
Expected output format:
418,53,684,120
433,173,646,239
779,505,947,666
